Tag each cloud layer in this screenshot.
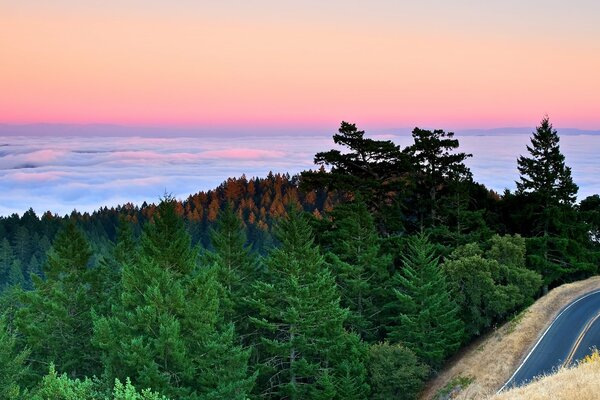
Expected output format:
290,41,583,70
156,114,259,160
0,134,598,216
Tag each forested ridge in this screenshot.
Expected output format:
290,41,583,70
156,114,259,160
0,117,599,399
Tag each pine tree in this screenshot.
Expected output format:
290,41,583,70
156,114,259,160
204,203,258,325
386,235,463,368
93,197,254,400
0,314,29,399
324,200,392,341
0,239,15,289
248,209,368,400
407,128,472,229
15,221,100,379
517,116,578,206
516,117,592,289
8,260,25,288
300,121,411,233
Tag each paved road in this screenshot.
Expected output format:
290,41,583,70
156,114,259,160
500,290,600,391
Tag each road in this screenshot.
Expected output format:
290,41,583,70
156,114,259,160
499,290,600,391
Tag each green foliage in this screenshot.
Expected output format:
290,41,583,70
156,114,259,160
15,222,101,379
580,195,600,247
407,127,472,229
443,235,542,337
301,121,410,232
514,117,595,289
367,342,429,400
0,315,29,399
31,365,97,400
386,235,464,368
112,378,170,400
30,365,169,400
0,238,15,289
204,203,258,326
248,209,369,399
323,200,392,341
94,197,254,400
517,116,578,206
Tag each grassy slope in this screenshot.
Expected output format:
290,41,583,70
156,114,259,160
420,276,600,400
492,351,600,400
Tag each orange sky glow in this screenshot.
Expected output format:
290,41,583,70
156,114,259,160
1,1,599,130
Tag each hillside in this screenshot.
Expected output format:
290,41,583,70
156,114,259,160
421,276,600,400
491,351,600,400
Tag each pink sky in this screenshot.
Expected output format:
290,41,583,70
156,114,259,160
1,2,599,130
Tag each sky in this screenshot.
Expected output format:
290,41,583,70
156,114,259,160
1,2,599,215
1,1,599,130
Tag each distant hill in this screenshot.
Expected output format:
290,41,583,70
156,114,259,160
1,123,599,137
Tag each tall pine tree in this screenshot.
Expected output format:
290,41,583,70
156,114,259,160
517,116,578,206
516,116,594,289
248,209,368,400
0,239,15,289
93,197,254,400
324,200,392,341
386,235,463,368
204,203,258,327
0,314,29,399
15,221,100,379
407,128,472,230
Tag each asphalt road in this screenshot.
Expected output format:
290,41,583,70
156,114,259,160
500,290,600,391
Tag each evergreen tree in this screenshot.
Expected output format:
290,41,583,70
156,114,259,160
386,235,463,368
248,209,369,400
324,200,392,341
8,259,25,288
94,197,254,400
0,315,29,399
204,203,258,325
0,238,15,288
15,222,100,379
516,117,593,289
407,128,472,230
580,195,600,246
12,226,31,266
517,116,578,206
301,121,411,233
114,217,137,266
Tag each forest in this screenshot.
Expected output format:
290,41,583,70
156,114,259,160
0,117,599,399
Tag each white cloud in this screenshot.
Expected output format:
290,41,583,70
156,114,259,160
0,133,598,216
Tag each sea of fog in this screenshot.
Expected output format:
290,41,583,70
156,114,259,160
0,134,598,216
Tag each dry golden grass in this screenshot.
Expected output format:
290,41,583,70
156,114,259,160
420,276,600,400
490,351,600,400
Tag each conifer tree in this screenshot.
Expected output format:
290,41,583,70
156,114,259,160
0,315,29,399
301,121,411,232
248,209,369,400
114,217,137,266
386,235,463,368
517,116,578,206
8,260,25,288
94,197,254,400
516,117,593,289
407,128,472,229
15,222,100,379
324,200,392,341
204,203,258,325
0,239,15,288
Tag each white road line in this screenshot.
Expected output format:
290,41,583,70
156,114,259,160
497,289,600,393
